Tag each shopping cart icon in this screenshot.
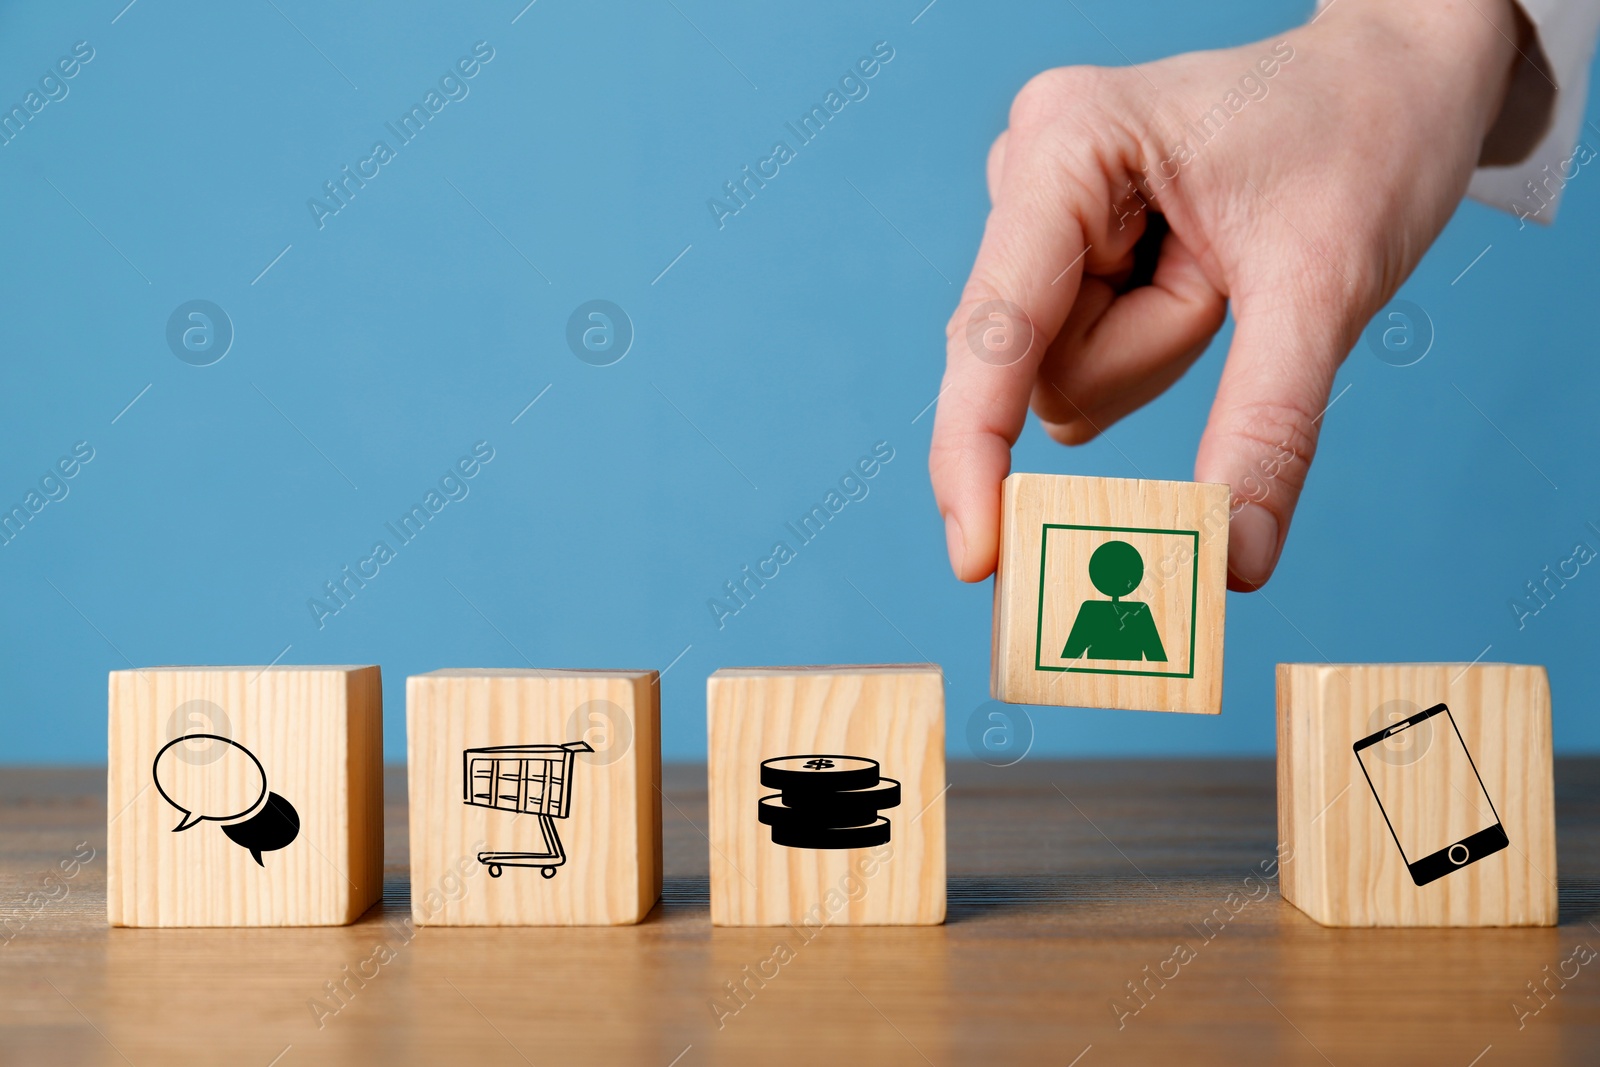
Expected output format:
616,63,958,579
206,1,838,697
463,740,593,879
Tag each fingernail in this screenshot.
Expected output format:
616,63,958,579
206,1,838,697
944,512,966,576
1228,503,1279,589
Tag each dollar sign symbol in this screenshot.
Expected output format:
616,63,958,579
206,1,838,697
803,758,835,770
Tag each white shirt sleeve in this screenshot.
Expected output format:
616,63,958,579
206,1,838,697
1468,0,1600,224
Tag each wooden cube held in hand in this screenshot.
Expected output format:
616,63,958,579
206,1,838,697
107,666,383,927
707,665,945,926
1277,662,1556,927
991,472,1229,714
406,669,661,926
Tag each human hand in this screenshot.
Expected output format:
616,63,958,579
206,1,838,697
929,0,1523,590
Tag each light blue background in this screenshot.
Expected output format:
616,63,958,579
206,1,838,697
2,0,1595,762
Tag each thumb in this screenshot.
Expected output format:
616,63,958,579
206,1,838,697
1195,288,1353,591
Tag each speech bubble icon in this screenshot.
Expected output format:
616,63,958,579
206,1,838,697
152,733,267,832
221,792,300,865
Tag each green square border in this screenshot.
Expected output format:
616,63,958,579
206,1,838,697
1033,523,1199,679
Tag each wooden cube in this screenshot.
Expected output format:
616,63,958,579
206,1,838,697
991,472,1229,714
406,669,661,925
707,665,945,926
107,666,383,927
1277,663,1556,927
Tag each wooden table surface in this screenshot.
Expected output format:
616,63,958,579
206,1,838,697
3,759,1597,1066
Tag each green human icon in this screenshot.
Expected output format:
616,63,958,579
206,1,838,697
1061,540,1167,662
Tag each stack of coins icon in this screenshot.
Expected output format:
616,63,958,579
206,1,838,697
758,755,901,849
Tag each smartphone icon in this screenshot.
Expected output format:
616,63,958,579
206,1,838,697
1353,702,1509,887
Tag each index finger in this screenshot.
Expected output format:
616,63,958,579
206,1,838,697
928,122,1094,582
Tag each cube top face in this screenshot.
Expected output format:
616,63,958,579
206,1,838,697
406,669,661,926
992,473,1229,714
1277,663,1556,927
129,665,376,672
107,666,383,927
414,668,657,679
712,664,935,677
707,664,945,926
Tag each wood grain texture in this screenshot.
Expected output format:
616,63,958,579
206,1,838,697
3,759,1597,1065
405,669,661,926
707,665,945,926
1278,662,1557,927
992,472,1228,714
106,666,383,927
